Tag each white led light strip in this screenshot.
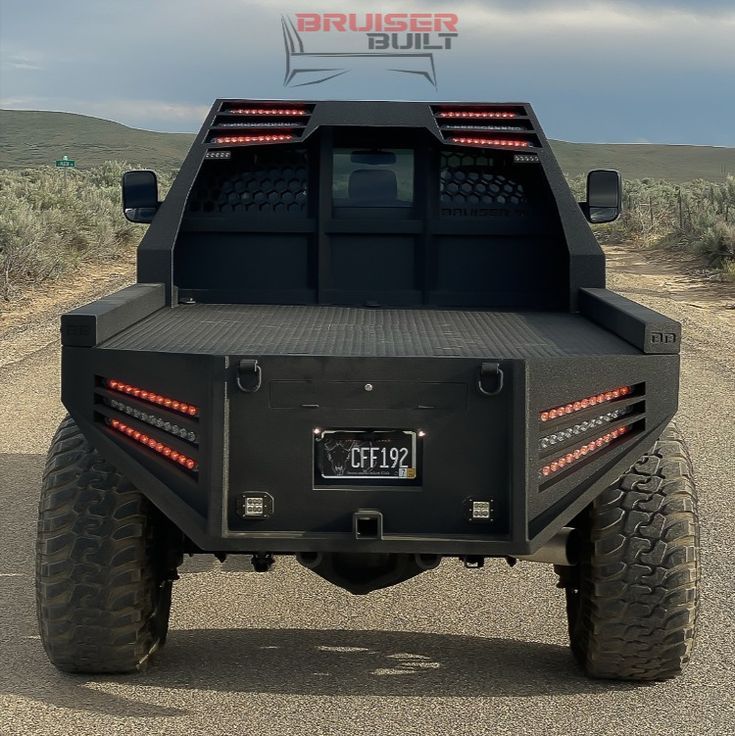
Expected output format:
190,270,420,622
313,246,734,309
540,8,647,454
540,425,633,480
107,398,198,444
539,407,632,451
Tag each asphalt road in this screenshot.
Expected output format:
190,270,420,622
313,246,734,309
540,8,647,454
1,247,734,736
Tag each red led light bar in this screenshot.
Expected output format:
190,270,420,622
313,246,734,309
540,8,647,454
437,111,517,120
229,108,308,116
105,379,198,417
540,386,632,423
448,137,530,148
107,418,198,472
541,425,631,479
212,134,294,144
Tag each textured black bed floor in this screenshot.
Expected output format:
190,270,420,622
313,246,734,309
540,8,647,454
100,304,637,358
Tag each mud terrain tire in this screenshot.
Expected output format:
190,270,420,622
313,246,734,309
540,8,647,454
36,416,181,673
564,422,700,680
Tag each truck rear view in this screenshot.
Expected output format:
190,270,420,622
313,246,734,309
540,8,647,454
36,100,699,682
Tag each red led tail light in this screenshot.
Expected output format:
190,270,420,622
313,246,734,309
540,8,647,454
105,379,198,418
540,386,632,423
448,137,530,148
437,111,517,120
540,426,631,479
107,418,198,472
228,108,308,116
212,134,294,144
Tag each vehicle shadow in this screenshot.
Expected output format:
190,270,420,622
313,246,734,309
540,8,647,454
145,627,641,699
0,451,641,720
0,627,641,720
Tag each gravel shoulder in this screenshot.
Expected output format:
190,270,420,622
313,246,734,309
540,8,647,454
0,260,135,369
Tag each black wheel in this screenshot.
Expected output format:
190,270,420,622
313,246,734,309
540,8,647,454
36,416,182,673
562,422,700,681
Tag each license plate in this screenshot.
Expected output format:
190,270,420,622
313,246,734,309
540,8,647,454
315,430,419,481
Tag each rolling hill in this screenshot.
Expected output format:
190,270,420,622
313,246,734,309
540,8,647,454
549,140,733,183
0,110,193,171
2,109,733,182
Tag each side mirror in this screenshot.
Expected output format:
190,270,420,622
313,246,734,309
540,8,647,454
122,170,159,223
583,169,622,224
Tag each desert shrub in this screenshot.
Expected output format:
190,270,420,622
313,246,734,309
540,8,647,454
0,163,173,300
569,174,735,278
698,221,735,266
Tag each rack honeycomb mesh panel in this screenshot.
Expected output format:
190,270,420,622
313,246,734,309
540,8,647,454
188,149,308,215
440,152,527,209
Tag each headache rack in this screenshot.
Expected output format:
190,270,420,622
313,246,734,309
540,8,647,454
137,99,601,312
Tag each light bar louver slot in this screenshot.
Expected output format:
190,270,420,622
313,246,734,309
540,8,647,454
435,110,519,120
214,122,308,129
539,406,633,452
540,386,632,423
440,125,527,133
105,379,198,418
105,397,198,445
211,134,295,145
106,418,198,473
448,137,530,148
228,107,309,116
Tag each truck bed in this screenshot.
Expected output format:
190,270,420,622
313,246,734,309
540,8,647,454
99,304,638,358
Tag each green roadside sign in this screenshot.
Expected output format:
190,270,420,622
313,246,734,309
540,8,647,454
55,155,76,168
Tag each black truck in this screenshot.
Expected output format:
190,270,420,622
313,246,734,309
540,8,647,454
36,100,700,680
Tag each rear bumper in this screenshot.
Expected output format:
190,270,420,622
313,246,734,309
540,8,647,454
61,346,679,557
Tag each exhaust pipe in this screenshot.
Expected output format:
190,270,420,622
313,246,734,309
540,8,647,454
516,527,578,566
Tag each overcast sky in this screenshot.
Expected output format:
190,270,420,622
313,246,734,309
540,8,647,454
1,0,734,145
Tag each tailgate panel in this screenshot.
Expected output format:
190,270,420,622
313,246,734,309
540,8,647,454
227,356,518,538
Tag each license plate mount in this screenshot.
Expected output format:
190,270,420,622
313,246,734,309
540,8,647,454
314,429,420,485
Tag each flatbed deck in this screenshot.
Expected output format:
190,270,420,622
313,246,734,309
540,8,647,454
99,304,638,358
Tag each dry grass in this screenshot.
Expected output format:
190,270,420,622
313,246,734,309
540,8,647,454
0,163,173,302
570,175,735,281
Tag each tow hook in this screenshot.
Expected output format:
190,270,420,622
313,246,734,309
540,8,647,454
477,361,504,396
237,358,262,393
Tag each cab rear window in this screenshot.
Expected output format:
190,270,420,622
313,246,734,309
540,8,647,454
333,148,414,208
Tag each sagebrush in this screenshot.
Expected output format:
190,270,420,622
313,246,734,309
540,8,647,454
569,175,735,275
0,163,173,301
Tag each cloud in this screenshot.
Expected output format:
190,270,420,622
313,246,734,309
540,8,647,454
0,96,37,107
414,0,735,13
0,0,733,144
1,53,43,71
